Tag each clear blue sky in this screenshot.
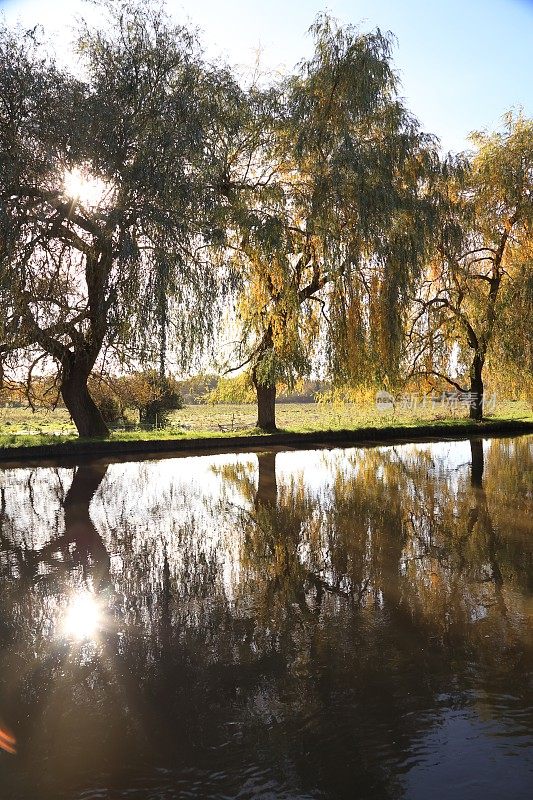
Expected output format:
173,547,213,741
2,0,532,152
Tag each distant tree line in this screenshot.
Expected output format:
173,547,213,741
1,0,531,435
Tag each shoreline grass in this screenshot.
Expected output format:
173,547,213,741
0,403,531,461
1,400,532,436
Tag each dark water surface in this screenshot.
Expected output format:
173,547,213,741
0,435,532,799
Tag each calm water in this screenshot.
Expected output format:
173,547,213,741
0,435,532,800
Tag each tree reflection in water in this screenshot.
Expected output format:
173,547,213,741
0,436,531,799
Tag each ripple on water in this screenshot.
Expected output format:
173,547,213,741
400,704,533,800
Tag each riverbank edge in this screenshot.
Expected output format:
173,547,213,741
0,418,532,463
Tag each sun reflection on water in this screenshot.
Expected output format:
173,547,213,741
62,591,102,642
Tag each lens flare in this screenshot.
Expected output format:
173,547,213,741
62,591,101,641
0,726,16,755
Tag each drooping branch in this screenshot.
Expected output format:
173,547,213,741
410,369,468,394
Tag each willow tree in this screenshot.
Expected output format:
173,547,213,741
224,16,438,430
486,233,533,401
407,114,533,419
0,3,224,435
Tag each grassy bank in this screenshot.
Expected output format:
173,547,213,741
1,399,532,439
0,401,531,460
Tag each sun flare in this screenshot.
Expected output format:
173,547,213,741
63,167,108,208
62,590,102,641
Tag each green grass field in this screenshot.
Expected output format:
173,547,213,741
172,399,533,433
0,399,531,449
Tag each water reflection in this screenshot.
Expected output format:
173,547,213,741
61,590,102,642
0,436,531,799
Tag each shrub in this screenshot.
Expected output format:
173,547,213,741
122,371,184,427
97,393,124,426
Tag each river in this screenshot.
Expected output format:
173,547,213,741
0,435,531,799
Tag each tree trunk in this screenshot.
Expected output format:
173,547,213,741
255,452,277,510
63,464,110,587
29,464,110,586
467,440,503,590
469,352,484,421
469,439,484,488
252,367,277,431
61,362,109,437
